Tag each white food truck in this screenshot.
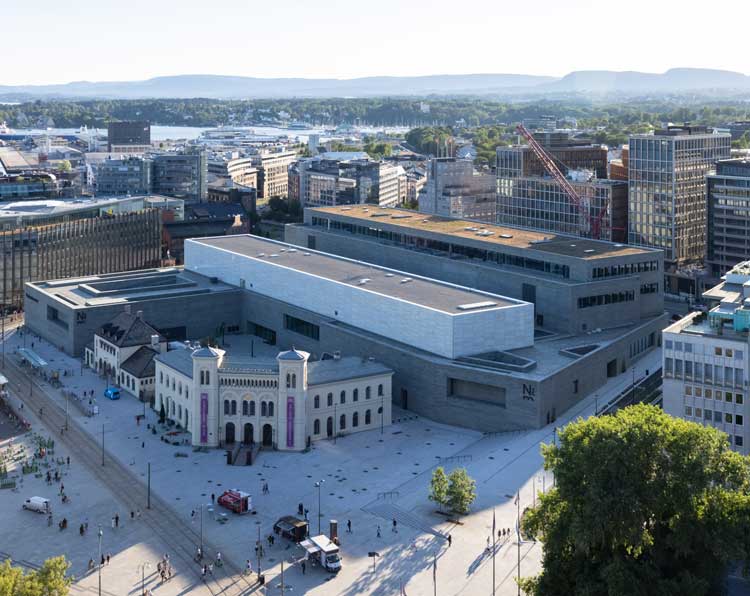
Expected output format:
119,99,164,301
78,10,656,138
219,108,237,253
299,535,342,573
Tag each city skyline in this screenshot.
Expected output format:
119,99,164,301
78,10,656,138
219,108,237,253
3,0,748,86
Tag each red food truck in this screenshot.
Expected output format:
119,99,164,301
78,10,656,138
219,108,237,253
217,489,252,514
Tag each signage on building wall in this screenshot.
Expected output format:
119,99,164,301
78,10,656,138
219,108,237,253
286,397,295,448
200,393,208,443
522,384,536,401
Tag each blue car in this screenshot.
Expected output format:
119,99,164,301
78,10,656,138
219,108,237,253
104,388,121,400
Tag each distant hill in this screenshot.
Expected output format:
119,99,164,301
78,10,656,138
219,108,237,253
0,69,748,99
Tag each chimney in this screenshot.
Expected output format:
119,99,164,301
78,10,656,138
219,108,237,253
136,310,143,320
150,334,159,350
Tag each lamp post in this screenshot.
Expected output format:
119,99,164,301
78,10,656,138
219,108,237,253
97,526,103,596
147,462,151,510
314,480,324,535
138,562,150,596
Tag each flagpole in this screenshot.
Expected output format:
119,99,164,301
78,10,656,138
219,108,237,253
517,492,521,596
492,509,496,596
433,555,437,596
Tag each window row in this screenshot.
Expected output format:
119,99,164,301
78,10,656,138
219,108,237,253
685,405,743,427
577,291,635,309
221,377,278,388
665,358,744,386
665,340,742,359
224,399,275,417
684,386,744,404
158,371,190,399
312,384,384,408
312,408,379,435
592,260,660,279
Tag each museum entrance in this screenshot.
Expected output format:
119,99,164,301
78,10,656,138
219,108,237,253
262,424,273,447
243,423,254,445
225,422,236,444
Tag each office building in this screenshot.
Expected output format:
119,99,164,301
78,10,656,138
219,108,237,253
251,150,297,199
0,196,161,310
207,155,258,189
663,261,750,455
727,121,750,141
153,148,208,202
497,142,608,180
287,205,665,336
290,154,406,208
707,159,750,279
0,172,64,200
107,121,151,153
609,145,629,181
95,156,152,196
628,125,731,292
419,158,497,223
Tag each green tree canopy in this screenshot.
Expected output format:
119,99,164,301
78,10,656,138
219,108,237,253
521,405,750,596
0,556,71,596
429,466,449,511
446,467,477,515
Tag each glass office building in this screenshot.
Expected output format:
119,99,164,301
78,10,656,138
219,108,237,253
628,126,731,265
707,159,750,278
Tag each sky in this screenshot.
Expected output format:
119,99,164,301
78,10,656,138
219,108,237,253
3,0,748,85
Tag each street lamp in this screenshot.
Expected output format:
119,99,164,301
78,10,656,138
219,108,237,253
138,562,150,596
314,479,325,535
97,526,103,596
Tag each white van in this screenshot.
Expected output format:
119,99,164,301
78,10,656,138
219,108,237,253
22,497,51,514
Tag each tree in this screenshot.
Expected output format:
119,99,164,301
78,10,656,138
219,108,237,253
0,556,72,596
429,466,449,511
520,404,750,596
57,160,71,173
446,468,476,515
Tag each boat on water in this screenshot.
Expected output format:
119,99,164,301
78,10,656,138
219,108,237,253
0,121,14,134
285,121,313,130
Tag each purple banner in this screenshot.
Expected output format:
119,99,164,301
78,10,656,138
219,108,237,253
286,397,295,448
200,393,208,443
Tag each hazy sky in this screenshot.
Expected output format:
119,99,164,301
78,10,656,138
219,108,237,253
3,0,748,85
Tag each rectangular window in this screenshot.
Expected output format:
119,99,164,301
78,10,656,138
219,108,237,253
248,321,276,345
726,392,733,403
695,387,702,397
685,361,693,377
715,347,723,356
706,389,713,399
284,314,320,341
736,435,744,447
726,413,733,424
705,409,712,420
665,358,673,374
665,340,673,350
675,342,683,351
736,350,743,360
675,360,683,376
726,349,733,358
715,411,723,422
737,394,744,405
685,406,692,417
705,364,713,381
685,343,693,353
684,386,692,396
736,415,744,426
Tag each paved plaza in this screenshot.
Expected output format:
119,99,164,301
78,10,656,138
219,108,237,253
0,325,663,595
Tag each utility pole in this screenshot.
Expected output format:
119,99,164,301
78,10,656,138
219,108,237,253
315,480,324,535
280,560,284,596
517,494,521,596
97,526,103,596
147,463,151,509
101,425,105,466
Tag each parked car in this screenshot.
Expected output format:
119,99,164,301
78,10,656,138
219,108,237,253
104,388,121,400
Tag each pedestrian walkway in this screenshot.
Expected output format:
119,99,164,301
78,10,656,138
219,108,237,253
362,502,447,539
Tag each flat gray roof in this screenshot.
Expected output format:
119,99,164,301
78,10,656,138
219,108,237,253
191,235,519,314
29,268,239,309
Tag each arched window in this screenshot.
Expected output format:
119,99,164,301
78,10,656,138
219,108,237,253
250,401,256,416
160,371,163,383
339,414,346,431
314,395,320,409
353,412,359,427
268,402,274,417
365,410,371,425
261,401,267,417
231,400,237,415
353,389,359,402
327,393,333,407
340,390,346,404
242,400,248,416
224,400,230,415
365,386,371,399
314,419,320,435
292,374,296,389
185,389,189,399
178,382,182,395
286,373,291,388
378,384,384,396
172,378,175,390
204,371,210,385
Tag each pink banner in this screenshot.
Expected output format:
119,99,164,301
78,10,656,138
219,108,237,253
286,397,295,448
200,393,208,443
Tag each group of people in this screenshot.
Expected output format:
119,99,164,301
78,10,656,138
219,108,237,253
157,556,174,583
486,528,515,552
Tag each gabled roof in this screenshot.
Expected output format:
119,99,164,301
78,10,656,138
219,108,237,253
96,311,165,348
120,346,158,378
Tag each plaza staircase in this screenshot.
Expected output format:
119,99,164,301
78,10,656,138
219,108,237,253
362,502,448,540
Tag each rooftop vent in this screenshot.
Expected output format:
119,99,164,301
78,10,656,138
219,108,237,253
342,207,352,211
391,214,412,219
614,243,624,247
584,249,596,253
500,234,513,239
270,254,279,258
358,278,371,285
287,248,297,253
457,301,497,311
385,273,394,278
400,278,413,284
257,252,265,257
464,226,479,232
303,252,311,256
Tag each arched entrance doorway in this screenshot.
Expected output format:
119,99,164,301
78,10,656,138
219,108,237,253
262,424,273,447
243,423,254,445
326,416,333,438
225,422,236,444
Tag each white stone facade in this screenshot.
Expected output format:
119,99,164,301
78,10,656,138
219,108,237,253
154,346,393,451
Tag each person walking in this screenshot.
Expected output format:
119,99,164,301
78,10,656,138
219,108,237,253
106,554,110,565
447,534,452,547
301,560,306,575
486,536,491,553
114,514,119,528
211,493,215,504
245,560,252,575
377,525,381,538
392,518,397,533
347,519,352,533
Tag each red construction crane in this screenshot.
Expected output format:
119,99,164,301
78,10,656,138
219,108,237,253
515,124,609,239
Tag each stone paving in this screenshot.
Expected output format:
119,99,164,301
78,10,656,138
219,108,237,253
0,326,663,595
